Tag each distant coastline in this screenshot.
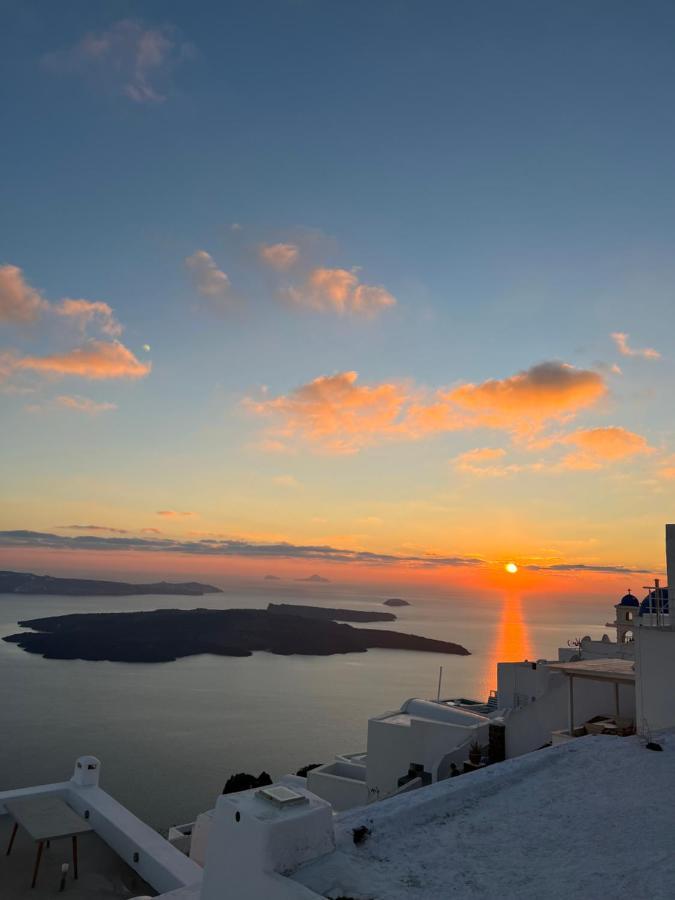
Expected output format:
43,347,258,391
267,603,396,622
0,570,222,597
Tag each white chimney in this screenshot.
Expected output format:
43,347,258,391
71,755,101,787
200,782,334,900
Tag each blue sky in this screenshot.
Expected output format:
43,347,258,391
2,1,675,582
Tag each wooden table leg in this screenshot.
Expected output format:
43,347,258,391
6,821,18,856
31,841,44,889
72,835,78,880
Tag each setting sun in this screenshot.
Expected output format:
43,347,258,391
505,562,518,574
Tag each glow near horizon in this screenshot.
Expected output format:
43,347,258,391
1,3,675,589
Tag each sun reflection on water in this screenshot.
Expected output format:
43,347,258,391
483,592,533,692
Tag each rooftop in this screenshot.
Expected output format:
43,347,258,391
547,658,636,682
0,814,155,899
292,731,675,899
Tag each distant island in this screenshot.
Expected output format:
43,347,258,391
267,603,396,623
4,607,470,663
0,571,222,597
384,598,410,607
296,574,331,583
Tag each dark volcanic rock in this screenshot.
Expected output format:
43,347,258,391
383,598,410,607
0,570,221,597
3,608,470,663
267,603,395,623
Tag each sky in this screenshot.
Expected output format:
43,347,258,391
2,0,675,593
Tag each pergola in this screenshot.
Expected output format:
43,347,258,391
547,659,636,735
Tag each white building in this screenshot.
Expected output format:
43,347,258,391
306,698,492,810
3,525,675,899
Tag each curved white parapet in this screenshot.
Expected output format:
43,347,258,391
1,757,202,897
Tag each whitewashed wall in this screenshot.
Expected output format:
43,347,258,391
635,625,675,733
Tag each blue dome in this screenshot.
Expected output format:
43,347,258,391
639,588,669,616
618,592,639,607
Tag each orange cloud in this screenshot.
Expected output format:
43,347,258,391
246,371,410,454
55,394,117,414
658,455,675,480
259,242,299,270
19,340,151,380
611,331,660,360
248,362,608,454
54,299,122,336
445,361,607,432
156,509,195,517
185,250,232,300
287,268,396,317
0,264,47,323
558,426,653,470
452,446,542,477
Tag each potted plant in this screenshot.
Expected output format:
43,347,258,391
468,740,482,765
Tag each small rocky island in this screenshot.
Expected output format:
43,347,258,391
384,598,410,607
4,606,470,663
0,570,222,597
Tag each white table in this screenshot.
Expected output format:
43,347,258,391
5,795,92,888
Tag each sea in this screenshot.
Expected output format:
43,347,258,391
0,582,612,832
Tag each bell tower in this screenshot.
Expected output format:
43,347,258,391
614,591,638,643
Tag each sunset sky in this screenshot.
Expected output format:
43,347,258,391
2,1,675,591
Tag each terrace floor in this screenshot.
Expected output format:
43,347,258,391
0,815,156,899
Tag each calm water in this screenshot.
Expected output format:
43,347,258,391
0,583,611,831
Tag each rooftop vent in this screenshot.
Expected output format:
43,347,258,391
256,785,309,809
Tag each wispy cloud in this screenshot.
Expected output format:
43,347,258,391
58,524,129,534
0,265,48,324
247,362,608,454
451,447,539,477
17,340,150,380
43,19,193,103
156,509,195,518
451,426,653,477
185,251,233,302
0,264,145,406
259,243,299,270
556,426,653,471
611,332,660,360
54,299,122,337
0,529,483,569
0,529,651,574
272,474,301,488
55,395,117,414
656,454,675,480
1,266,123,337
287,267,396,317
525,562,652,574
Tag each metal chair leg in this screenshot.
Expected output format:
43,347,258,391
6,822,18,856
72,835,79,879
31,841,45,888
